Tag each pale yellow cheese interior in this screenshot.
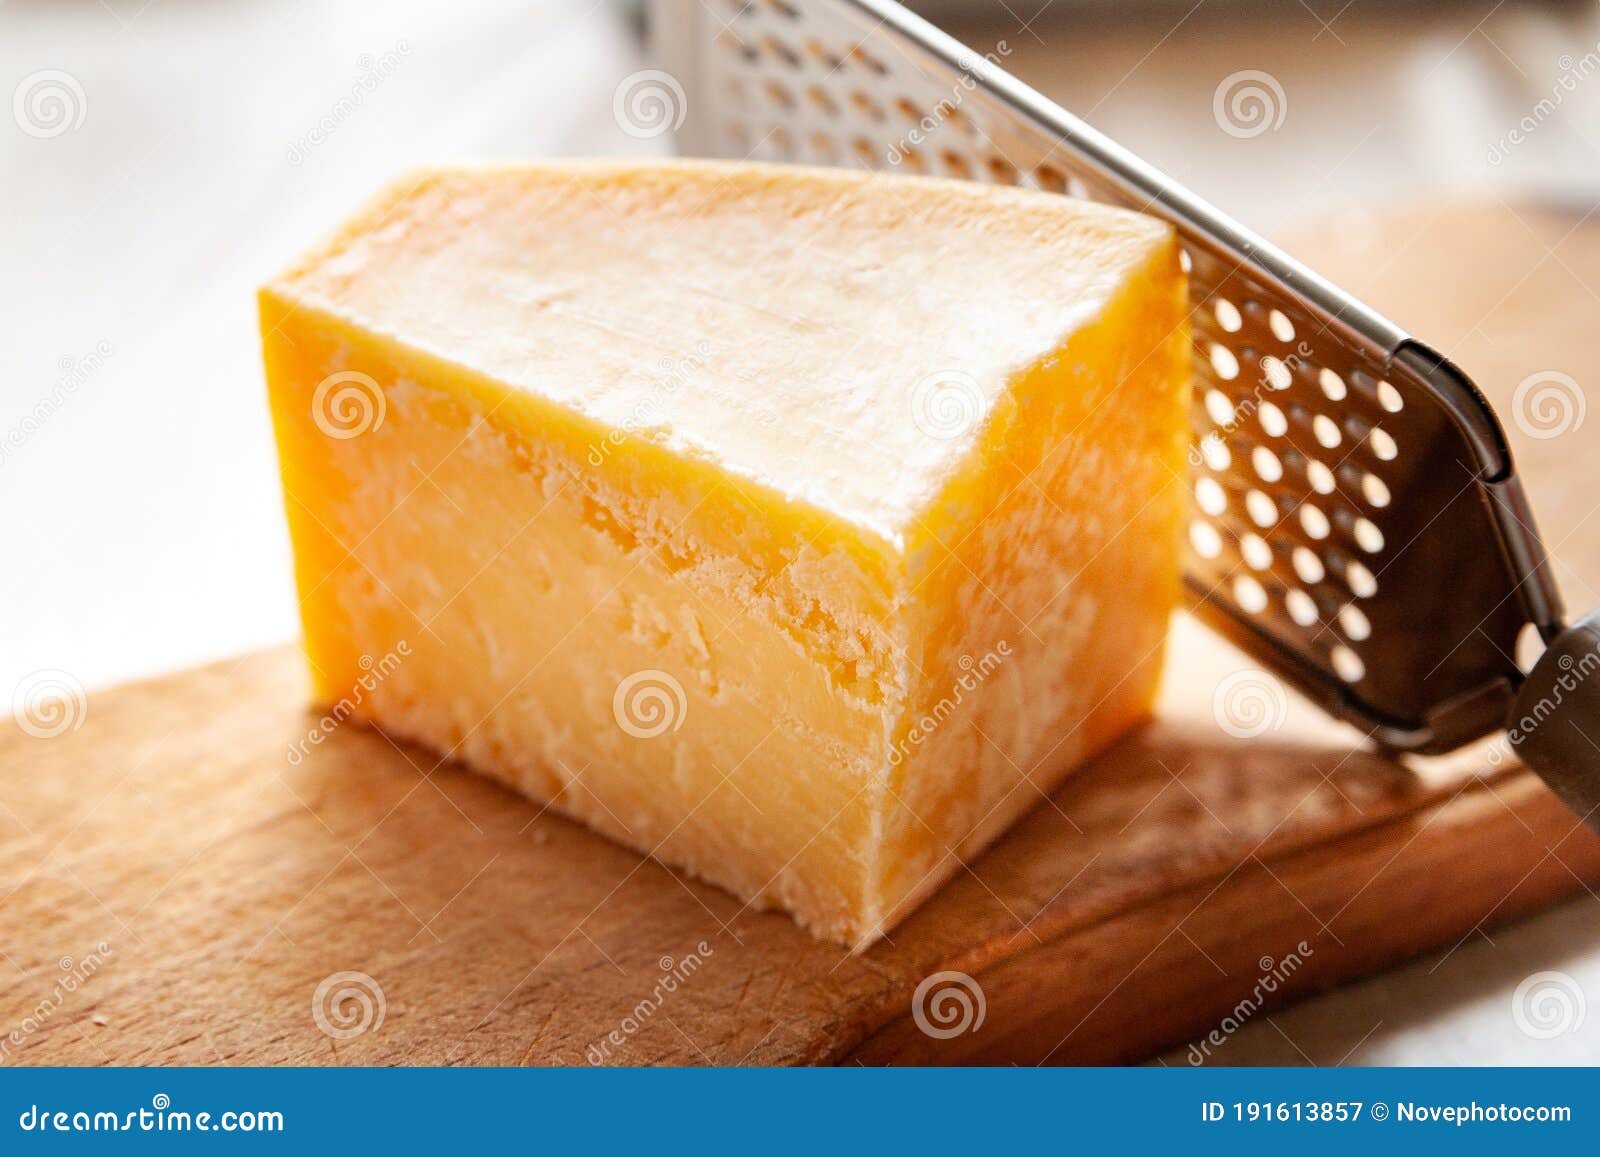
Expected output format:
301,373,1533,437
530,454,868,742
260,161,1189,946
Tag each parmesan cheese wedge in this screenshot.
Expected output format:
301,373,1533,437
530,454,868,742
259,161,1189,946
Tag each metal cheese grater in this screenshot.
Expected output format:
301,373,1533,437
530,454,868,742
650,0,1600,830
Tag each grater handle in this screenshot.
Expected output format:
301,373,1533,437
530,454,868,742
1508,609,1600,834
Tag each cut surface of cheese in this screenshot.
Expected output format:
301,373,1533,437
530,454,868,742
259,161,1189,946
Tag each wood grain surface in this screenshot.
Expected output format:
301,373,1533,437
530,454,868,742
3,201,1599,1066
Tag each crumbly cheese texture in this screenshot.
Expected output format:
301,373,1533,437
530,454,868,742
260,161,1189,946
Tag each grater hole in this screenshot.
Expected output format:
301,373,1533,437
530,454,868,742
1234,574,1269,614
1319,368,1347,400
724,122,751,150
1258,401,1288,438
763,79,796,110
717,30,760,64
1268,309,1296,342
896,145,926,173
940,150,973,179
1199,434,1231,470
1300,504,1331,540
809,132,838,162
1204,389,1236,426
1346,559,1378,598
1312,414,1342,448
1330,644,1366,683
1369,427,1398,461
986,155,1021,185
848,45,890,75
1210,344,1240,381
1305,458,1335,495
1360,473,1391,508
803,39,843,69
762,35,802,69
1286,588,1319,627
1213,298,1243,333
1261,355,1292,391
1339,603,1372,641
807,85,841,116
1377,380,1404,413
850,90,886,121
1241,532,1273,570
1246,489,1279,528
765,0,802,19
852,138,879,167
1190,520,1223,559
1033,163,1067,193
1292,546,1325,584
1353,517,1385,554
1194,476,1227,516
1251,444,1283,483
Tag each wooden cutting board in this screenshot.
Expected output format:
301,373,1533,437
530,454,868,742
5,202,1600,1066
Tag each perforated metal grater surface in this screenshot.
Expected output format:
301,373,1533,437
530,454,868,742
651,0,1600,826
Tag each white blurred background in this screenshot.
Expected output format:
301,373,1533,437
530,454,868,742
4,0,1599,1065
